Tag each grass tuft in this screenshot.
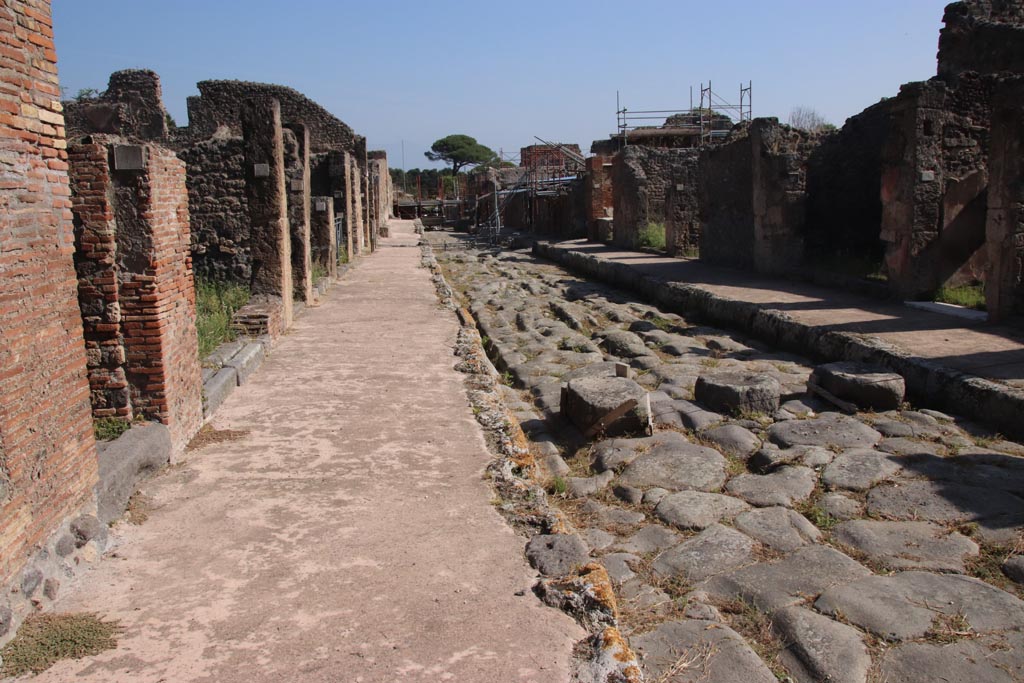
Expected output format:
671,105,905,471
93,417,130,442
195,278,251,359
934,283,986,311
311,262,328,282
0,613,121,677
637,222,667,251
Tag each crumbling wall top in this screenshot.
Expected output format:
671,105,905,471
64,68,171,143
186,80,355,154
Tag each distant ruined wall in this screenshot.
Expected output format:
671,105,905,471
986,78,1024,319
584,155,613,241
179,137,250,282
186,80,356,154
805,99,897,262
663,150,701,256
938,0,1024,80
64,69,171,143
612,146,695,248
700,119,816,274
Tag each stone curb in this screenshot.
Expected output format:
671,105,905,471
535,241,1024,440
421,242,646,682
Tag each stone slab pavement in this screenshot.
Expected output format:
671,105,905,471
541,239,1024,389
31,220,582,683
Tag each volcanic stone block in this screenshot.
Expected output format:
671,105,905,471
525,534,590,577
694,372,781,415
561,376,650,436
810,362,906,410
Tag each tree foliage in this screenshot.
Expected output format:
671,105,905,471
788,106,835,133
424,134,495,175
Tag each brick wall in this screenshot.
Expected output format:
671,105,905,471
68,138,203,454
0,0,98,589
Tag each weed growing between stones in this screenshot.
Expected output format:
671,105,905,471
195,278,251,358
0,613,121,677
964,538,1024,598
93,417,130,442
925,611,975,644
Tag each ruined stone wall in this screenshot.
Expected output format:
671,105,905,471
880,77,997,297
805,99,896,261
69,138,203,454
284,125,312,304
186,80,355,153
700,120,815,274
938,0,1024,80
663,150,700,256
985,79,1024,319
64,69,171,143
310,196,336,278
179,137,249,282
699,126,756,268
584,155,613,241
0,0,98,610
611,146,695,248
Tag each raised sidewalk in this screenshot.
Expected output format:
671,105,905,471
535,239,1024,438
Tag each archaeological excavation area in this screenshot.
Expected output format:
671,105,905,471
1,0,1024,681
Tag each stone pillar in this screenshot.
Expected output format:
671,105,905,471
242,98,292,332
880,84,947,298
0,0,98,609
69,140,131,419
310,196,337,278
350,154,365,255
751,119,809,275
986,80,1024,321
68,138,204,454
284,124,312,304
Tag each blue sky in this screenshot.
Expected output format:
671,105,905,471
53,1,949,169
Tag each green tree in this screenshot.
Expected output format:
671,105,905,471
424,134,495,175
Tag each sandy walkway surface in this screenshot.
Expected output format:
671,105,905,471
31,220,582,682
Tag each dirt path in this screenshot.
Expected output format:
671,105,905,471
30,220,582,683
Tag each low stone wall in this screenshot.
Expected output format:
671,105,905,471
535,241,1024,440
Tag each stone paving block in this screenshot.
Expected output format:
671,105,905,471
725,466,816,507
833,520,978,572
773,606,871,683
632,619,777,683
224,342,266,385
652,524,756,582
694,372,781,415
655,491,750,530
769,412,882,449
734,507,820,552
526,534,590,577
618,442,727,493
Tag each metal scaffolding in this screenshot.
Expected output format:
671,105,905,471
615,81,753,147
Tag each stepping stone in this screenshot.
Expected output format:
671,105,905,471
525,534,590,576
735,507,821,552
613,525,681,555
725,466,817,507
1004,555,1024,584
695,372,781,415
561,375,650,436
815,571,1024,641
749,444,834,472
810,362,905,410
769,413,882,450
617,442,727,492
876,437,942,457
652,524,756,582
580,528,615,551
880,634,1024,683
580,500,645,528
600,552,640,584
822,448,902,491
833,520,978,572
702,424,761,458
699,545,871,613
773,606,871,683
592,432,686,472
618,579,674,616
675,399,724,431
819,493,864,520
655,491,750,530
632,620,777,683
865,480,1024,539
597,329,652,358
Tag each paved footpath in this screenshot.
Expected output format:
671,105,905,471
33,220,582,683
